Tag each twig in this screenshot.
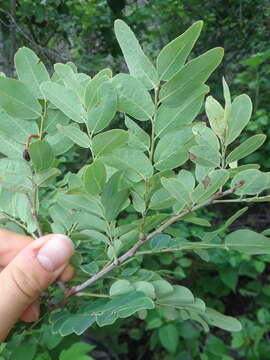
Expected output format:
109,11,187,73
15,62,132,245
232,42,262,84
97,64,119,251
63,182,244,300
0,211,33,236
26,190,43,238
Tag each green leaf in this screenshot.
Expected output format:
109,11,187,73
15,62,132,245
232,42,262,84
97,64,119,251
155,85,208,138
85,73,110,109
189,145,220,167
112,73,154,121
182,216,211,227
154,128,193,170
0,131,23,159
83,160,106,195
57,124,90,148
149,188,176,210
0,159,32,193
28,140,54,170
102,147,153,181
225,94,252,145
228,164,260,178
220,267,238,291
225,229,270,255
191,169,229,204
0,109,39,144
203,308,242,332
46,131,74,155
14,47,50,99
43,108,69,133
92,129,128,156
101,172,129,221
159,48,224,106
59,343,94,360
161,177,191,206
87,82,117,133
41,81,87,123
0,77,42,119
109,280,134,296
125,116,150,151
205,96,225,139
152,280,174,297
231,169,268,195
11,344,37,360
159,324,179,354
192,123,220,150
226,134,266,164
157,285,194,306
54,63,84,101
157,20,203,80
33,168,61,187
203,207,248,242
114,19,158,89
134,281,156,298
96,291,155,326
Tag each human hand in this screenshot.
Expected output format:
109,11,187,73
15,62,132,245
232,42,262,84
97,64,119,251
0,229,74,342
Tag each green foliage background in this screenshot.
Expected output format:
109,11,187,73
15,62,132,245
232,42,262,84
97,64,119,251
1,1,270,359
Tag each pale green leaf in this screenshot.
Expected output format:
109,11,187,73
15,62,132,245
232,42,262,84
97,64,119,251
191,169,229,204
112,73,154,121
205,95,226,139
204,308,242,332
14,47,50,99
157,20,203,80
157,285,194,306
28,140,54,170
114,19,158,89
33,168,61,187
83,160,106,195
189,145,220,167
225,94,252,145
226,134,266,164
149,188,176,210
85,73,110,109
161,177,191,206
155,85,208,138
225,229,270,255
154,128,193,170
109,280,134,296
87,82,117,133
231,169,268,195
125,116,150,151
101,147,153,181
0,77,42,119
159,48,224,106
57,124,90,148
54,63,84,100
41,81,87,123
92,129,128,156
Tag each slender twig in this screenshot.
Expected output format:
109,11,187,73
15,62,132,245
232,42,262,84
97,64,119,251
149,84,160,162
63,182,244,300
26,189,43,238
0,211,33,236
76,292,111,298
137,243,227,256
213,195,270,203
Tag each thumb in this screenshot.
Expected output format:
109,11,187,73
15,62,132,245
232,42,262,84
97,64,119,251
0,234,74,342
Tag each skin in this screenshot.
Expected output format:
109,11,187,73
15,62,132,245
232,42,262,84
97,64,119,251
0,229,75,342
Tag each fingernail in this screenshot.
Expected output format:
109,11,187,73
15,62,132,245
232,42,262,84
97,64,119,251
37,234,74,272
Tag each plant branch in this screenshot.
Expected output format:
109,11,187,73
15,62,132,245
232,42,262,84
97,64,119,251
213,195,270,203
0,211,33,236
26,187,43,238
149,84,160,163
63,182,244,300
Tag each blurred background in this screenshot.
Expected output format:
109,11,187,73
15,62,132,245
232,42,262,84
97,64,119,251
1,0,270,359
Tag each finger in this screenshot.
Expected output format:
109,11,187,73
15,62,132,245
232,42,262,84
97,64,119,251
20,300,40,323
0,233,74,342
0,229,32,266
59,264,75,282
